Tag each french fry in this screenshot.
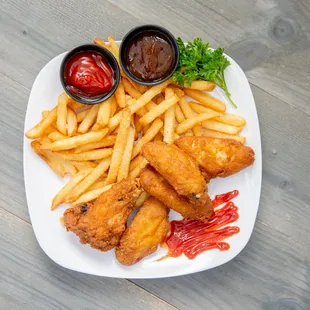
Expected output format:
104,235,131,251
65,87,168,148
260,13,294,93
41,125,57,136
108,36,120,57
117,126,135,182
132,82,148,94
175,104,186,123
106,109,131,184
189,101,216,114
129,155,144,172
213,113,246,127
123,78,141,98
64,157,111,202
176,112,219,135
142,123,151,136
129,157,148,178
108,99,134,129
71,161,98,169
76,109,91,123
139,95,178,126
114,79,126,108
132,118,163,158
202,120,242,135
31,141,65,177
51,169,93,210
73,184,113,205
57,93,68,135
93,37,111,50
26,108,57,139
128,80,171,116
153,132,163,141
172,87,184,98
135,191,150,208
88,179,107,191
125,94,132,103
58,148,113,161
163,89,176,144
203,129,246,144
91,123,102,131
179,96,203,136
39,136,53,145
97,96,112,126
78,104,99,133
184,80,216,91
156,95,164,104
164,106,175,144
110,96,117,116
42,110,50,118
74,135,116,153
61,158,78,176
134,114,143,135
48,131,67,141
67,98,87,110
184,88,226,112
165,87,175,98
67,107,77,136
123,78,157,112
42,129,109,151
184,131,194,136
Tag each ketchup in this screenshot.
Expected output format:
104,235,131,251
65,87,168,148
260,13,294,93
64,51,114,97
164,190,240,259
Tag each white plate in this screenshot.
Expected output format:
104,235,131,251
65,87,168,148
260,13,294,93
24,46,262,278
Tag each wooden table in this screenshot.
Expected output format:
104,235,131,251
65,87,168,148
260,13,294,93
1,1,309,309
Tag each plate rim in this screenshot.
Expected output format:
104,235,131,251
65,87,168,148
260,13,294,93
23,49,262,279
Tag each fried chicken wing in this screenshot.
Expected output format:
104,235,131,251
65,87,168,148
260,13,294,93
176,136,255,181
63,178,141,251
141,141,206,197
140,166,213,221
115,197,170,266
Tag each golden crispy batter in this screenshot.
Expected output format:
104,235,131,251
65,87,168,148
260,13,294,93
176,136,255,182
63,178,141,251
115,197,170,266
140,166,213,221
141,141,206,197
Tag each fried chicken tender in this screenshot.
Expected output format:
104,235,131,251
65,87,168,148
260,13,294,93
176,136,255,182
63,178,141,252
140,166,213,221
141,141,206,197
115,197,170,266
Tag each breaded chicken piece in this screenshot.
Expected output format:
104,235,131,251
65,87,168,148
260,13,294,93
176,136,255,182
115,197,170,266
140,166,213,221
63,178,141,252
141,141,206,197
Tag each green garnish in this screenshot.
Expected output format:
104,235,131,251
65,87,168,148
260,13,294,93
172,37,237,108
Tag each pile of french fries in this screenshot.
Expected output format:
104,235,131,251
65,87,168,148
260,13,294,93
25,36,247,211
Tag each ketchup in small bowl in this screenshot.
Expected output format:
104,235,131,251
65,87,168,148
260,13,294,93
120,25,179,86
60,44,120,105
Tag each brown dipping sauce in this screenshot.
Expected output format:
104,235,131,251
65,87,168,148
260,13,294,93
126,32,174,81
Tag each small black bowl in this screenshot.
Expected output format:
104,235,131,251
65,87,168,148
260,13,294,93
60,44,120,105
119,25,179,86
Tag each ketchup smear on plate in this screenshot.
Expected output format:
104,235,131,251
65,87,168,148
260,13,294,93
164,190,240,259
64,51,114,97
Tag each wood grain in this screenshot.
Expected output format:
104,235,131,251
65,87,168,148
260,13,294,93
109,0,310,115
0,0,310,309
0,207,176,310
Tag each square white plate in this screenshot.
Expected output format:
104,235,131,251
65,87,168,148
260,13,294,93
24,46,262,278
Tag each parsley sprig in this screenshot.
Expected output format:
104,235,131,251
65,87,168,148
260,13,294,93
172,38,237,108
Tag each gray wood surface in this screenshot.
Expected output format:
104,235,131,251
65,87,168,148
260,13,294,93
0,0,309,309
